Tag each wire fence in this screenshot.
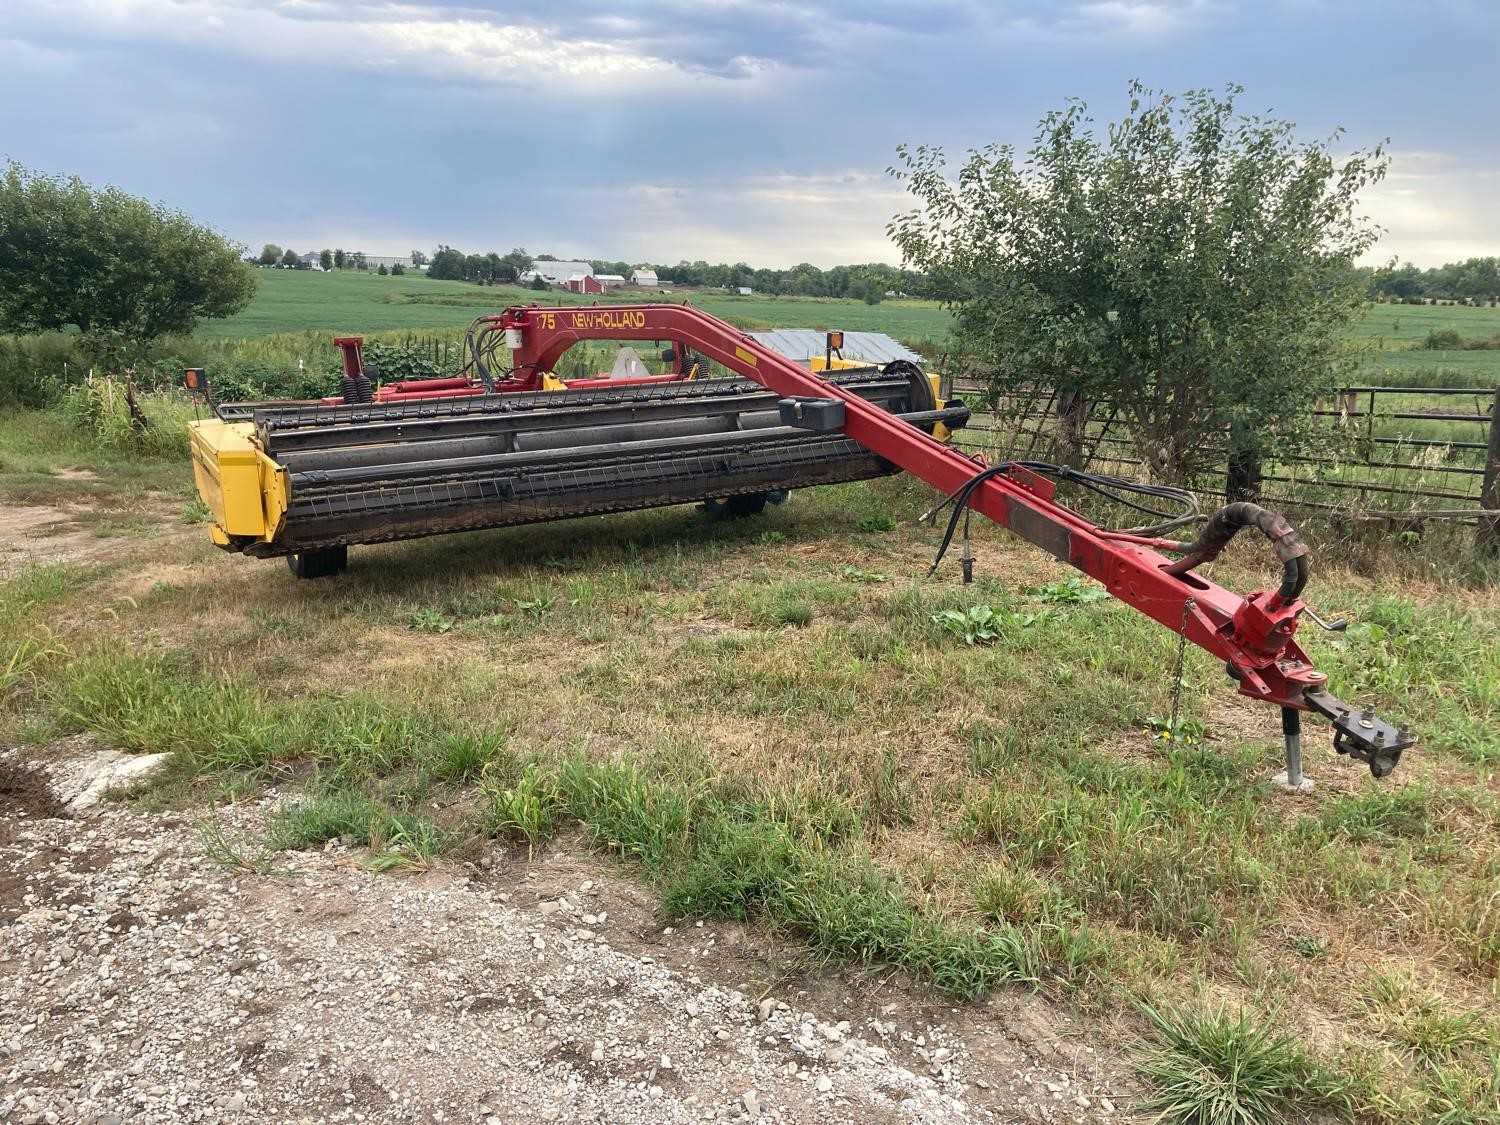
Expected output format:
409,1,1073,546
950,378,1500,548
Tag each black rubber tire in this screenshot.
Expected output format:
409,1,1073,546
703,493,770,519
286,545,348,579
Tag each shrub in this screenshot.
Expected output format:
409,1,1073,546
54,378,193,456
1423,328,1463,350
362,341,447,381
206,358,337,403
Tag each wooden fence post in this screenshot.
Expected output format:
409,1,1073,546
1481,387,1500,555
1056,388,1088,468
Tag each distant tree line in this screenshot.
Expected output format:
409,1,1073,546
426,246,534,284
1363,257,1500,303
414,246,928,302
594,259,925,302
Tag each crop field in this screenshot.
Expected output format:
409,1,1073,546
198,268,955,345
195,269,1500,393
2,402,1498,1123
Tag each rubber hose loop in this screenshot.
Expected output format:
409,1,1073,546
1164,502,1310,602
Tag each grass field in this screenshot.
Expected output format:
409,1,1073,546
198,268,1500,389
2,405,1497,1123
199,267,955,345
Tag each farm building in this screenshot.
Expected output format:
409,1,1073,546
522,260,593,286
737,287,753,295
360,254,416,272
565,274,603,294
595,274,627,288
631,269,658,287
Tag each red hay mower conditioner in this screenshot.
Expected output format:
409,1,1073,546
186,303,1415,783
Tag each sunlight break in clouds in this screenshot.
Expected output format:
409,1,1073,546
3,0,734,88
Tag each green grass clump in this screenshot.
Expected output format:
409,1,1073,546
487,762,563,847
266,791,447,870
46,650,450,782
50,651,297,772
267,790,383,848
1137,1005,1353,1125
422,731,509,786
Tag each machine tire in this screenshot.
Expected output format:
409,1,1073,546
703,492,772,519
286,545,348,579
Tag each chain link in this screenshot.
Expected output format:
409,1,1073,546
1168,597,1195,738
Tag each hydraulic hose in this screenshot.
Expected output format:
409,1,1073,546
1163,502,1310,602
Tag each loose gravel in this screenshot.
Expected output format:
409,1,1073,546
2,752,1135,1124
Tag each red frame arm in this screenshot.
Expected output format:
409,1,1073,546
494,303,1326,710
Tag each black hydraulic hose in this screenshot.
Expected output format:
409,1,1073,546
922,460,1201,578
925,464,1015,576
1162,501,1310,602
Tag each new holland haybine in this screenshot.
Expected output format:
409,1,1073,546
186,303,1415,780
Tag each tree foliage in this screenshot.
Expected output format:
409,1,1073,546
1367,257,1500,301
889,84,1388,481
0,162,257,353
426,245,533,284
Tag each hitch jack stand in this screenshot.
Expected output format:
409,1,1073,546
1274,706,1315,794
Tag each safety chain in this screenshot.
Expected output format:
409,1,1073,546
1168,597,1195,738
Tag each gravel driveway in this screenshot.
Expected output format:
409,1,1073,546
2,752,1135,1124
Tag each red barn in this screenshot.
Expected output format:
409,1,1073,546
565,274,603,294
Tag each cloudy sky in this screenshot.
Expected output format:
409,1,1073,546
2,1,1496,268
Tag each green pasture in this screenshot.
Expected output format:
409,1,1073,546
201,268,1500,387
198,267,954,345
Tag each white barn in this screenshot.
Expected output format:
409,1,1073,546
522,260,594,286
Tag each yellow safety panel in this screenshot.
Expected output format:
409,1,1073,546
187,419,289,544
808,356,867,372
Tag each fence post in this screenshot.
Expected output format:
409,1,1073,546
1481,387,1500,555
1056,388,1088,468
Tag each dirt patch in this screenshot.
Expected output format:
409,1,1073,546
0,757,67,824
0,497,181,578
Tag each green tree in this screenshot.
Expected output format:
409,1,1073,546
279,248,301,269
377,263,388,275
426,245,467,281
889,84,1387,483
334,248,347,269
319,248,333,271
501,247,533,277
258,243,283,266
0,161,256,355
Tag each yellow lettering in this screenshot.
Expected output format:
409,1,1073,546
563,310,649,333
